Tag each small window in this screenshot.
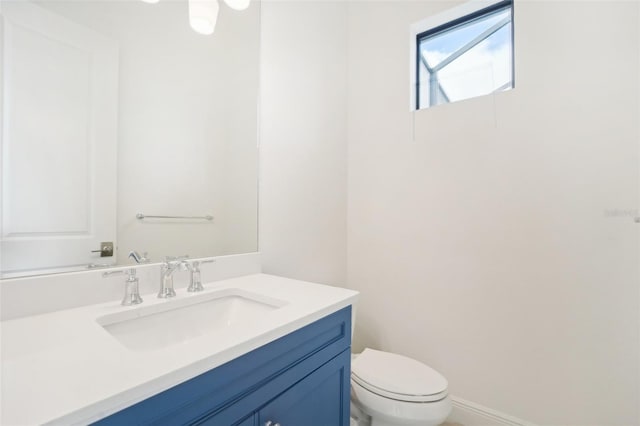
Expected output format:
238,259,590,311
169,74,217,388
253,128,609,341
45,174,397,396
415,0,514,110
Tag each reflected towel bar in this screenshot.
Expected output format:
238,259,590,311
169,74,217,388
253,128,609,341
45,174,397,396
136,213,213,221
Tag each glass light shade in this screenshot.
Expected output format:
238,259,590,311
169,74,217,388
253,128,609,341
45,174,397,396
223,0,250,11
189,0,220,35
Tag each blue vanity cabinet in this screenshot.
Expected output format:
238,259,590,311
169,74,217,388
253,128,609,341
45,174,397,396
200,349,350,426
94,306,352,426
257,349,351,426
235,417,255,426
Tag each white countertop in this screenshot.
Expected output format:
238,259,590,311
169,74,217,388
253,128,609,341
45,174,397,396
0,273,358,425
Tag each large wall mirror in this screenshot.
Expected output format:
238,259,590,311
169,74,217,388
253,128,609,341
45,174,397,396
0,0,260,278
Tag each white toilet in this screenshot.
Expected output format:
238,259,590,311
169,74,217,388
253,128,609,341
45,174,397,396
350,349,452,426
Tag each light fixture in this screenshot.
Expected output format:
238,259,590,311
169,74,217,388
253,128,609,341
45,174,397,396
189,0,220,35
223,0,250,11
142,0,244,36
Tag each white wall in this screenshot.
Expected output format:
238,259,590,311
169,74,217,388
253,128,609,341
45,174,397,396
347,1,639,424
35,1,259,264
259,0,348,286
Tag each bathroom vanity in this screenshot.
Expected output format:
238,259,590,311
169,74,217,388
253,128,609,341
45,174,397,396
0,273,357,425
96,307,351,425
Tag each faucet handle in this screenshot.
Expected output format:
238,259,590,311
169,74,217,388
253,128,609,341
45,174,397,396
165,255,189,262
162,257,190,274
187,259,215,292
191,259,215,269
103,268,143,306
102,268,137,278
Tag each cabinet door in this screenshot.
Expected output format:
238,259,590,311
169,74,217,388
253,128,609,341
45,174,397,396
237,416,255,426
257,349,350,426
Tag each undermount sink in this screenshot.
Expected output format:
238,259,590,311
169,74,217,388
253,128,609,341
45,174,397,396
96,288,287,352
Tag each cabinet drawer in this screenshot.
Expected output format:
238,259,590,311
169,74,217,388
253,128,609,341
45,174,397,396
94,306,351,425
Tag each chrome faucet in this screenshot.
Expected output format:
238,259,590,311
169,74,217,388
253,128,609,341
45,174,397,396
129,250,150,264
103,268,143,306
158,257,189,298
187,259,215,292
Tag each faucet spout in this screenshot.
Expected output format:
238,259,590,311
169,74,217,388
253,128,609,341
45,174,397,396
158,258,189,298
129,250,149,264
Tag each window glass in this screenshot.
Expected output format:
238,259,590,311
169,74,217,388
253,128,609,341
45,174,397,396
417,1,514,109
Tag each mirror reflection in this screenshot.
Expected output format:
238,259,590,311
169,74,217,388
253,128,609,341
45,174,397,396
0,0,260,278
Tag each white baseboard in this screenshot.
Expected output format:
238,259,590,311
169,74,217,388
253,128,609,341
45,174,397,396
447,396,536,426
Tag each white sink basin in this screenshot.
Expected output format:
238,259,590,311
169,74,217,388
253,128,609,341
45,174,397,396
97,288,287,352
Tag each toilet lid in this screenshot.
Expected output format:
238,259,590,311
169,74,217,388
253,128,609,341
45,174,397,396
352,349,448,402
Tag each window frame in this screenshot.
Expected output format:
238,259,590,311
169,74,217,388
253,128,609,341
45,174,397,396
411,0,515,111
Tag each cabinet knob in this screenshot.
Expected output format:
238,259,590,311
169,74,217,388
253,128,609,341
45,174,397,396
265,422,281,426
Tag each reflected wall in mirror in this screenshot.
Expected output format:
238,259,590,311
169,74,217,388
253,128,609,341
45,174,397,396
0,0,260,278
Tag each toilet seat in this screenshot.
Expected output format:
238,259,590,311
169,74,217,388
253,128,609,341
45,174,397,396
352,375,448,403
351,349,448,403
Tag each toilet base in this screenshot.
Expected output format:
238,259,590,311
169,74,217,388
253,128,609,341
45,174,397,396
351,391,451,426
351,401,371,426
